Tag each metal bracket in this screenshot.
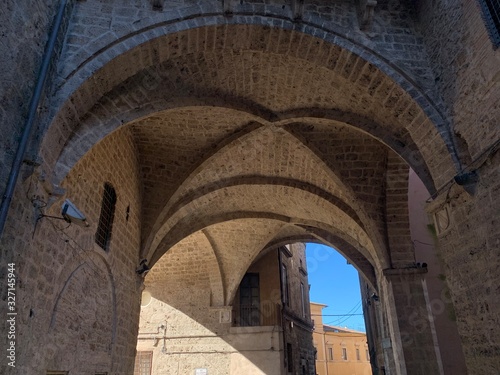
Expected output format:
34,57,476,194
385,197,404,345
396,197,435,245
359,0,377,31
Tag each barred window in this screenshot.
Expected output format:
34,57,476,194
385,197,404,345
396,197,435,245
478,0,500,47
134,351,153,375
95,183,117,250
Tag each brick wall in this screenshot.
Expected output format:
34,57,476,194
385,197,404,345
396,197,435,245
427,156,500,372
417,0,500,371
417,0,500,160
0,126,142,375
0,1,57,195
1,1,498,374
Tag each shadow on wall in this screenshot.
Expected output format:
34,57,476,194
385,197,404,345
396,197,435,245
136,243,312,375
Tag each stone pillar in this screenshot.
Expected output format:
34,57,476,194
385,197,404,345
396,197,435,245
382,268,442,375
361,277,391,375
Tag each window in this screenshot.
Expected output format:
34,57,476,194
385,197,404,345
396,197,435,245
134,351,153,375
356,348,360,361
478,0,500,47
300,282,306,317
342,347,347,360
239,273,260,326
281,264,289,306
286,343,293,372
95,183,117,250
328,347,333,361
298,258,307,276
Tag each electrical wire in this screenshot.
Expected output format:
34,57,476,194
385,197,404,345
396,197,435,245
312,314,364,317
330,310,362,327
323,300,363,325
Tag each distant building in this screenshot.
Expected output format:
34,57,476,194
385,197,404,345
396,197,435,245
135,243,316,374
311,302,370,375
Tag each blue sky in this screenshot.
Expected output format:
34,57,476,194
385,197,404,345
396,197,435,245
306,243,366,332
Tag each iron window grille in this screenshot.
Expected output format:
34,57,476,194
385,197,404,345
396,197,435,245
95,183,117,250
478,0,500,47
134,351,153,375
239,273,260,326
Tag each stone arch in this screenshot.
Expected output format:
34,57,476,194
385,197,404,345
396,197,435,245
35,17,463,375
42,23,459,193
149,217,376,309
257,233,377,290
147,185,381,272
48,250,117,369
142,123,384,256
145,230,225,307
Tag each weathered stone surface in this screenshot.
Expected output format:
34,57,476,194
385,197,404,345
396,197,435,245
0,0,498,373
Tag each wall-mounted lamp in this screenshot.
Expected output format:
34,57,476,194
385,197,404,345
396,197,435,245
454,170,479,195
136,259,150,276
38,199,89,227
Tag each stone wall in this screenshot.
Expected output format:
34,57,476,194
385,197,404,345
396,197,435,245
417,0,500,160
1,1,498,374
427,156,500,373
417,0,500,371
0,1,57,194
0,0,76,195
0,126,142,375
138,242,315,374
409,169,467,374
281,243,316,374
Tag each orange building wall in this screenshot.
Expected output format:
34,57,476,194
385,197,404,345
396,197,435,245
311,302,371,375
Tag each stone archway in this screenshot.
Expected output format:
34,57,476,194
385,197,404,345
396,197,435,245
8,14,472,375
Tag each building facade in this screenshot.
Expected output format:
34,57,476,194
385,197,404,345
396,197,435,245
0,1,499,374
311,303,371,375
135,243,315,375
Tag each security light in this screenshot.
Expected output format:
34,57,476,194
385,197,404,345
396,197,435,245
61,199,89,227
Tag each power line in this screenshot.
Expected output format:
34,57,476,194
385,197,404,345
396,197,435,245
312,314,364,317
323,300,362,324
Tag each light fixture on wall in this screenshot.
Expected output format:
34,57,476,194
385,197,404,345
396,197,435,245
61,199,89,227
136,259,150,276
454,170,479,195
38,199,89,227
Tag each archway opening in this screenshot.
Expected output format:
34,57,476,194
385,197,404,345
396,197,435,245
23,20,466,375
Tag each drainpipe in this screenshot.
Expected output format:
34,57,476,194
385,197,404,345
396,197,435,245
323,332,329,375
278,248,288,371
0,0,68,238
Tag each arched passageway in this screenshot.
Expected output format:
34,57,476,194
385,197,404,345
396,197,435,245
1,1,498,374
33,25,454,370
